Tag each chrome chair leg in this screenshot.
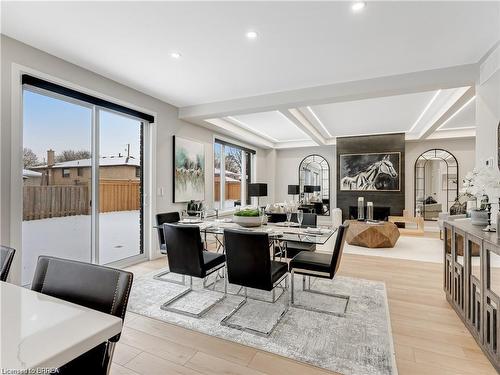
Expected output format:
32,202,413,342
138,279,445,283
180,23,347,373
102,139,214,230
291,272,349,317
224,266,228,295
202,268,224,290
104,341,116,375
154,270,186,285
220,274,289,336
161,266,226,318
235,283,285,303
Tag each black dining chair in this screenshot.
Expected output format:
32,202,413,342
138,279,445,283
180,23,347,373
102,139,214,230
0,245,15,282
154,212,180,281
161,223,226,318
322,199,330,215
31,256,133,375
296,212,317,227
289,223,349,316
283,212,318,258
222,229,288,336
156,212,181,254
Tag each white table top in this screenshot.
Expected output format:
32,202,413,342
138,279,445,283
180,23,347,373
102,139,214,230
0,281,122,370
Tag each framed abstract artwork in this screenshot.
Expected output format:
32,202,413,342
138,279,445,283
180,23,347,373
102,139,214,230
173,136,205,202
339,152,401,191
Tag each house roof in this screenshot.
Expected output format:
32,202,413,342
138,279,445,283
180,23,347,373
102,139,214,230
214,168,241,182
22,169,42,178
32,156,140,169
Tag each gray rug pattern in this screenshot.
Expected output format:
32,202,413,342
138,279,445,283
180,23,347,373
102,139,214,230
128,269,397,375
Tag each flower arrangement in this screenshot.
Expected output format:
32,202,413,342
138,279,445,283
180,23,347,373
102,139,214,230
461,165,500,198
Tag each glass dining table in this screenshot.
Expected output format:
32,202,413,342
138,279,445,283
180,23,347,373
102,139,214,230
157,218,337,260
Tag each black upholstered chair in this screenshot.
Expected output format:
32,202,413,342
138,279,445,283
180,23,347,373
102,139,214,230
0,245,15,282
154,212,181,281
297,212,317,227
312,202,324,215
322,199,330,215
267,212,316,226
222,229,288,336
289,223,349,316
284,212,318,257
156,212,181,254
161,223,226,317
31,256,133,375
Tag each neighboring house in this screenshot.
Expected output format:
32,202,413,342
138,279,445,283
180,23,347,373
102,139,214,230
30,151,140,186
22,169,42,186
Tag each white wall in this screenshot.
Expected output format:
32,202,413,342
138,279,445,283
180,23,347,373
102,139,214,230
255,148,277,206
405,138,476,214
0,35,271,283
476,44,500,166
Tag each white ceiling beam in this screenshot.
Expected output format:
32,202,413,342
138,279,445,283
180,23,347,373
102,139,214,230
179,64,478,121
203,118,275,149
417,86,476,139
298,106,333,138
274,140,320,149
427,128,476,140
223,116,279,143
280,109,327,145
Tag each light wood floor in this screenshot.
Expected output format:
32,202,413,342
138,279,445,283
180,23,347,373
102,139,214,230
112,251,497,375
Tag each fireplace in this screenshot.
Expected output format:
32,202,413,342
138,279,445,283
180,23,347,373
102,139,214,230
349,206,391,221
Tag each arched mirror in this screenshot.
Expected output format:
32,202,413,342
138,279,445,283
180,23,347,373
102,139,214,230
414,149,458,221
299,154,330,215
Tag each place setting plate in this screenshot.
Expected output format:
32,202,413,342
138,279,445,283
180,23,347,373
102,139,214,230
274,222,300,227
179,218,203,224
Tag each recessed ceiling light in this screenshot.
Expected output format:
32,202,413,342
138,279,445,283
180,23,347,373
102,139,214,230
246,31,258,40
170,52,181,59
351,2,366,12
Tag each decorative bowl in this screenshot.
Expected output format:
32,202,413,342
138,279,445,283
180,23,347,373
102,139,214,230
471,209,489,226
232,215,263,228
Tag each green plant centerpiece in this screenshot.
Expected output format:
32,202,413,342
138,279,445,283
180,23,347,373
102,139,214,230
234,208,260,217
233,208,263,227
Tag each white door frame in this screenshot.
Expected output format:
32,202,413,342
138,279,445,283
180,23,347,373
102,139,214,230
10,63,156,284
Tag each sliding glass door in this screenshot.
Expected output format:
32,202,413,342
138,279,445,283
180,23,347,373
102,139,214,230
22,89,93,285
22,85,146,285
98,109,142,264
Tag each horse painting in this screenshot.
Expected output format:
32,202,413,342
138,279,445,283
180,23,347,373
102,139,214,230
340,153,400,191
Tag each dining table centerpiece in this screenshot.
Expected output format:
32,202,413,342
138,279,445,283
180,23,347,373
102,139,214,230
232,207,265,227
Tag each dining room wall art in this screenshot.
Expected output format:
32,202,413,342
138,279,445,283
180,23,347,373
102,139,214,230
173,135,205,202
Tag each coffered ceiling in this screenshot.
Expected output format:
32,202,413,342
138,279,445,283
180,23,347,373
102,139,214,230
2,1,498,148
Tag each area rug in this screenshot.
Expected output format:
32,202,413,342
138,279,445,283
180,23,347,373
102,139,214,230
128,269,397,375
343,235,443,263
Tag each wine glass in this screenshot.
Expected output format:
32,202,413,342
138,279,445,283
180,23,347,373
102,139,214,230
181,209,188,221
286,207,292,225
297,210,304,227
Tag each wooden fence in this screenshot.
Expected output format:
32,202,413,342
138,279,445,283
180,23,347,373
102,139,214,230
23,180,140,220
99,180,140,213
23,185,89,221
214,181,241,201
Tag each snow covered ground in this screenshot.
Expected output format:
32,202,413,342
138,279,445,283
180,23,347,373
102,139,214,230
22,211,140,285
